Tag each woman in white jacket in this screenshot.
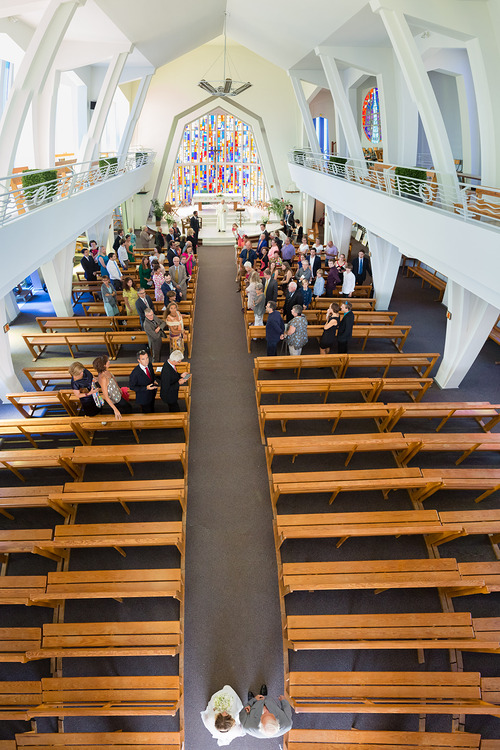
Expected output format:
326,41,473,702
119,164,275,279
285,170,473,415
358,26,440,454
201,685,245,746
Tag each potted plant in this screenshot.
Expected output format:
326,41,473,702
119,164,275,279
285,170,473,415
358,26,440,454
328,155,347,179
164,212,175,229
151,199,164,226
99,156,118,176
22,169,58,209
394,166,427,201
268,197,286,220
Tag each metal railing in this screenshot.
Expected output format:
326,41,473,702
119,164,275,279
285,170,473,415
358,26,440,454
289,149,500,231
0,149,155,228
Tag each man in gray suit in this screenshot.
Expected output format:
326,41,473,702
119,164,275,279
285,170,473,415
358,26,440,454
239,684,292,738
169,256,188,299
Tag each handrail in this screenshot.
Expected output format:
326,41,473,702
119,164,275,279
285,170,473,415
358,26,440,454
0,150,155,228
289,149,500,231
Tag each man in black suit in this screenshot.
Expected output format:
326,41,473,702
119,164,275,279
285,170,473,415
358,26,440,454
259,223,270,242
190,212,200,244
307,247,322,278
351,249,372,286
283,281,304,322
285,204,295,236
263,269,278,304
160,350,190,412
337,301,354,353
113,229,124,252
129,350,158,413
135,288,155,328
81,247,99,281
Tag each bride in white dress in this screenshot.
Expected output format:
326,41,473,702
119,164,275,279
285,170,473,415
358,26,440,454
201,684,246,745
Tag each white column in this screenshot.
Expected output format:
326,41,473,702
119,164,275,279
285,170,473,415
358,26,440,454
466,37,500,186
0,0,84,177
4,291,20,324
117,73,153,167
435,281,499,389
32,68,60,168
0,297,23,398
315,47,366,163
77,49,131,165
366,231,401,311
40,243,75,317
330,210,352,257
87,215,113,248
370,0,458,188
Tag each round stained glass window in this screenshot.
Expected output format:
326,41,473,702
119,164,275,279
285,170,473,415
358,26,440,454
362,87,381,144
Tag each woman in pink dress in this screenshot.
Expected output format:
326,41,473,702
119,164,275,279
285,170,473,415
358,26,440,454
181,243,195,276
151,260,165,303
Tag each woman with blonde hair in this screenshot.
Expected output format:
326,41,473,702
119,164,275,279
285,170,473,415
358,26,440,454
201,685,245,746
163,301,185,353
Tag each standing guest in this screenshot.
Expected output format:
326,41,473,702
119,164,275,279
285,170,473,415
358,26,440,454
337,300,354,353
308,246,322,277
169,256,188,299
135,287,155,328
106,252,123,290
300,277,312,309
150,247,166,268
140,225,154,248
334,253,347,285
352,249,372,286
151,260,165,303
295,219,303,244
93,355,132,419
171,221,181,242
69,362,101,417
155,229,166,250
299,238,309,255
259,223,270,242
143,308,166,363
160,350,190,412
89,239,99,257
239,240,257,272
312,236,323,253
190,211,200,245
181,242,195,276
259,246,269,275
128,227,137,248
253,283,265,326
313,268,325,298
129,349,158,413
81,247,99,281
201,685,245,746
341,263,355,297
283,281,304,322
112,229,124,252
263,268,278,304
139,256,153,289
216,198,227,232
117,239,130,269
326,259,341,297
164,301,185,353
257,233,268,254
122,277,139,316
161,273,181,304
96,246,109,278
295,258,311,284
267,240,280,263
325,239,339,259
265,301,285,356
185,227,198,254
285,203,295,236
319,303,340,354
280,262,293,294
101,276,119,317
246,271,261,311
285,304,308,355
281,236,295,262
239,684,293,738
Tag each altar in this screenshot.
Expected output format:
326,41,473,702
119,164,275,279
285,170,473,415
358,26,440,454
192,193,243,211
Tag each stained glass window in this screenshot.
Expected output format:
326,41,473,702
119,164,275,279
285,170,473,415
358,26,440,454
167,112,268,204
362,87,381,144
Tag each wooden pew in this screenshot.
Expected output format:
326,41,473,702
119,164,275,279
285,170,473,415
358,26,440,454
30,568,182,606
286,671,496,714
74,412,189,443
0,529,59,561
0,681,42,720
6,391,77,418
386,402,500,433
415,469,500,504
312,297,377,310
81,299,193,317
244,309,398,328
107,329,192,359
70,442,187,477
36,316,119,333
407,262,447,301
46,521,184,554
280,558,488,596
14,732,182,749
270,467,433,506
23,362,164,390
25,620,181,660
285,612,500,652
53,478,187,513
23,332,113,360
0,486,67,520
246,324,411,353
256,377,432,406
285,729,483,750
0,576,48,607
0,447,80,482
0,628,41,662
27,675,180,717
428,509,500,548
0,415,87,447
455,562,500,595
396,432,500,466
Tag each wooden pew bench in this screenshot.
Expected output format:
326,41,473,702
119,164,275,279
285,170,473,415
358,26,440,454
0,628,41,662
387,402,500,433
54,478,187,513
46,521,184,555
0,576,48,607
280,558,487,596
429,509,500,548
397,432,500,466
105,330,169,360
27,675,180,717
247,324,411,353
286,671,495,714
0,447,80,482
408,261,447,301
30,568,182,606
285,612,500,652
415,469,500,504
312,296,376,310
256,377,431,406
82,298,193,317
456,562,500,595
285,729,483,750
23,362,164,391
0,681,42,720
23,332,112,361
0,416,85,447
36,316,118,333
0,486,66,520
270,467,432,506
6,391,77,418
70,442,187,477
0,529,58,561
74,412,189,443
14,732,182,749
25,620,181,660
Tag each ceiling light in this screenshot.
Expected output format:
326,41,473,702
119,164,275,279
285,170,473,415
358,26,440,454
197,12,252,98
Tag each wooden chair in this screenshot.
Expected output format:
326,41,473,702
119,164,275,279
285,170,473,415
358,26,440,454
26,620,181,660
14,732,182,749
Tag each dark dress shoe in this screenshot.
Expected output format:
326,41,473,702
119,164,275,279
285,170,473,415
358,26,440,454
259,684,268,696
247,691,255,702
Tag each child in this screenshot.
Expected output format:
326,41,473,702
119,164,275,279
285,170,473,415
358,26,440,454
313,268,325,298
301,277,312,309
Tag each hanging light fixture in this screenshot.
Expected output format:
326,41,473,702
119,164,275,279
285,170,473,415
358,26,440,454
198,12,252,97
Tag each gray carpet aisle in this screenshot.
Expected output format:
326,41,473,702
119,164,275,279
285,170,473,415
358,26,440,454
184,246,284,749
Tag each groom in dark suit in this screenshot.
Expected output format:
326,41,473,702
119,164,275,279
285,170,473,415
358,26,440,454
129,350,158,413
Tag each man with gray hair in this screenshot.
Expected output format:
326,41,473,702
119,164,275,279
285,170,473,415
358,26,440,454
283,280,304,322
143,308,166,364
160,350,190,412
239,684,292,738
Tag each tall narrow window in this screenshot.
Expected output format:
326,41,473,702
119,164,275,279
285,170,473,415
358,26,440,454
313,116,329,154
167,112,268,204
362,87,382,144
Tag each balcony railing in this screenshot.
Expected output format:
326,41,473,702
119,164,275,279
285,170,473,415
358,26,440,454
289,150,500,231
0,149,155,228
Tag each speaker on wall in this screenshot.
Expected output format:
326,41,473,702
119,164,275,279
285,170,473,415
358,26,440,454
89,100,97,110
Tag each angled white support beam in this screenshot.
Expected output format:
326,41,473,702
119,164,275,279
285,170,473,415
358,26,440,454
315,47,365,163
370,0,458,189
366,230,401,310
288,72,321,154
435,281,499,389
0,297,23,399
32,67,60,168
118,73,153,167
40,242,76,317
78,48,131,165
0,0,85,176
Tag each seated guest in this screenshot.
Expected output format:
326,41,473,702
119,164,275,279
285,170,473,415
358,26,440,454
93,355,132,419
69,361,101,416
